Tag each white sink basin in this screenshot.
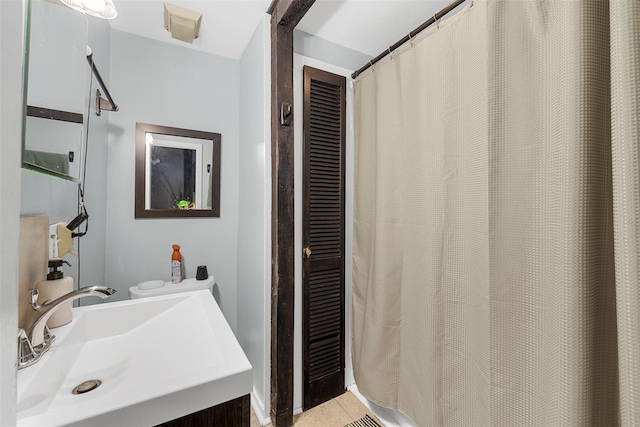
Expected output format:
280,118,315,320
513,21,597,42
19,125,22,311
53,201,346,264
17,290,252,427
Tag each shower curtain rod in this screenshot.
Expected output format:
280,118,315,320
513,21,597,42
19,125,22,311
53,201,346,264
351,0,468,79
86,50,119,115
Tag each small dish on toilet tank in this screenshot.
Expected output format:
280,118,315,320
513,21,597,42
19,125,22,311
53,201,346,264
129,276,215,299
137,280,165,290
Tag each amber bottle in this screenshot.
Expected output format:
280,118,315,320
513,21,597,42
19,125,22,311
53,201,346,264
171,244,182,284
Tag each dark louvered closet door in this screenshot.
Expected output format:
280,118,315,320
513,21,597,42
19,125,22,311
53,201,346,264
302,66,346,410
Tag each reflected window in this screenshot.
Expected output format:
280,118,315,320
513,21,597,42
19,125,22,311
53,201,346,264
135,123,220,218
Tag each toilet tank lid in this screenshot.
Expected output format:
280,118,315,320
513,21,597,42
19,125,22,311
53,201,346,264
129,276,214,299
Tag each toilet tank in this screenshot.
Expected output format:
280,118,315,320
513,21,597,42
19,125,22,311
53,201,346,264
129,276,214,299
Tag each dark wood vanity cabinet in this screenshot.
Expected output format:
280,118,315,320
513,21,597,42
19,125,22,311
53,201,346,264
156,394,250,427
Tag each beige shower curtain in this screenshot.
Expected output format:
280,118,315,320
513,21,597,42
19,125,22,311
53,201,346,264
352,1,640,426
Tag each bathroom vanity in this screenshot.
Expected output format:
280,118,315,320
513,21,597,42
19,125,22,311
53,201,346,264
17,290,252,427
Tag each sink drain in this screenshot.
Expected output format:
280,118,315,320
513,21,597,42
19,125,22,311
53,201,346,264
72,379,102,395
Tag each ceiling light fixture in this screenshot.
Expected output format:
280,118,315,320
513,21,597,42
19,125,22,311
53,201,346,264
60,0,118,20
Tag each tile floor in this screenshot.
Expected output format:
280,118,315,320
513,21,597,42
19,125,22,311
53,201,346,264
250,391,383,427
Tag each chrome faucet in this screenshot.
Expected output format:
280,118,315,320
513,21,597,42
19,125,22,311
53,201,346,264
18,286,116,369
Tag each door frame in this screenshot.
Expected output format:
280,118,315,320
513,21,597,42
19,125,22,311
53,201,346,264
266,1,316,426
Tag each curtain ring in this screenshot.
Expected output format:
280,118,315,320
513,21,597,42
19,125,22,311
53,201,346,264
387,47,393,60
370,60,375,72
408,33,414,47
434,14,440,29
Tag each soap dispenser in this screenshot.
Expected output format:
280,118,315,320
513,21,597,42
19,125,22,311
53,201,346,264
36,259,73,328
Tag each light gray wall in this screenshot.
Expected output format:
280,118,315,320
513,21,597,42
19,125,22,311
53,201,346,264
105,30,240,331
20,171,77,225
0,1,24,425
294,29,372,72
237,14,270,420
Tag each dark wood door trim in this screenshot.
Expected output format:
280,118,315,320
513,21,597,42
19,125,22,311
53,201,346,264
268,0,315,28
267,1,316,426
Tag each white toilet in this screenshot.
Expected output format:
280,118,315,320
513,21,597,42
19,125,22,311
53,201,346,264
129,275,215,299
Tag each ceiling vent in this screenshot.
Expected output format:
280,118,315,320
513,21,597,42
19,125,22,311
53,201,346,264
163,2,202,44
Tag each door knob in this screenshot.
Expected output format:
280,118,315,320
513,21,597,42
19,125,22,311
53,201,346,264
304,247,312,258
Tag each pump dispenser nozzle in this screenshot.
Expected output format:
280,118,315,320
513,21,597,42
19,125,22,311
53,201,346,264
46,259,71,280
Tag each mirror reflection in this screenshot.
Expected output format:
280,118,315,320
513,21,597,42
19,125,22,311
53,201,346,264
135,123,221,218
23,0,88,182
147,133,213,210
23,112,83,178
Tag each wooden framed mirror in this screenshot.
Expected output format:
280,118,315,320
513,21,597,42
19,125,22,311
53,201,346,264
135,122,221,218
